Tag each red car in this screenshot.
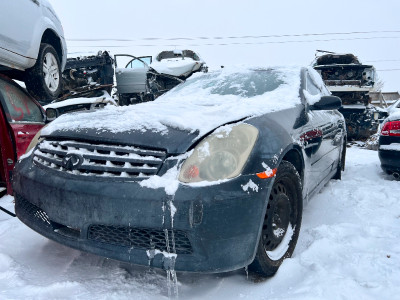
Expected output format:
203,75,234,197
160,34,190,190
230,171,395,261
0,75,45,196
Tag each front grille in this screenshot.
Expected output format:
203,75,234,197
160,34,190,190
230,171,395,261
15,195,81,239
33,139,166,180
88,224,193,255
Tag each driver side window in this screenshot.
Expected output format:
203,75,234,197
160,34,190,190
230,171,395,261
126,57,152,69
0,80,43,123
306,73,321,96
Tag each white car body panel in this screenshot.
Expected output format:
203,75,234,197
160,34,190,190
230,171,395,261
115,67,149,94
150,58,202,77
0,0,66,71
115,50,205,96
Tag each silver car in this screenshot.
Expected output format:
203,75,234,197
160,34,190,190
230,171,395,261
0,0,67,100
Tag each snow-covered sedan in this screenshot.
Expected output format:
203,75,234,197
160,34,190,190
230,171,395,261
13,66,346,277
0,0,67,101
379,112,400,180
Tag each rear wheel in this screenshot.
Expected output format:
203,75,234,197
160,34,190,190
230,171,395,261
25,43,62,102
249,160,303,277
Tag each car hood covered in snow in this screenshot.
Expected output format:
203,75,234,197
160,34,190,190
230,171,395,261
42,66,302,153
150,58,202,77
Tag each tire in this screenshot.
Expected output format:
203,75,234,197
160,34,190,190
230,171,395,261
25,43,62,101
332,143,346,180
249,160,303,277
118,94,130,106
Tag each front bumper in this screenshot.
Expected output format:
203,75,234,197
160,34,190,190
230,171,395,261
13,157,273,273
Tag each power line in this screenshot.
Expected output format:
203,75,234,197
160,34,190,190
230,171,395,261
67,35,400,48
67,30,400,42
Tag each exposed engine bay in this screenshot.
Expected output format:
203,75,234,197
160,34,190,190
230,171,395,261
313,51,386,139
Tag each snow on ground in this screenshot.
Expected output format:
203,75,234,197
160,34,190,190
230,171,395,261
0,146,399,300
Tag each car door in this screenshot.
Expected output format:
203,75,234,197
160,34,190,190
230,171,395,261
0,100,14,196
302,70,343,193
114,55,152,94
0,0,42,68
0,77,45,182
0,77,45,194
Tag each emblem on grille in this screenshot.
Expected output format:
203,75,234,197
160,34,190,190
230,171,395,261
62,154,83,170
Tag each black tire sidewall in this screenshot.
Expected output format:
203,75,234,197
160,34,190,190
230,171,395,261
250,160,303,277
25,43,62,101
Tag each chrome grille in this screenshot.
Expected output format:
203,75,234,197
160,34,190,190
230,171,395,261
33,139,166,179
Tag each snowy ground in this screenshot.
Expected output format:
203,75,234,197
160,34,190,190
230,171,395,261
0,146,399,300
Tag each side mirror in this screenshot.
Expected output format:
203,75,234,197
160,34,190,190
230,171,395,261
45,108,59,122
310,95,342,110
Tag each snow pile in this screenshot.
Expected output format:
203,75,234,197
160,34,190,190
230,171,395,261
151,57,200,77
43,91,117,110
305,66,328,104
42,66,302,138
379,143,400,151
386,110,400,121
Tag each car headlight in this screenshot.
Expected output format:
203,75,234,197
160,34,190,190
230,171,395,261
179,123,258,183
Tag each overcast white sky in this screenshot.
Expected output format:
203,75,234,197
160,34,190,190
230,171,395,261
50,0,400,91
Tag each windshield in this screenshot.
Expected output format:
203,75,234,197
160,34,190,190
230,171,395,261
169,68,286,98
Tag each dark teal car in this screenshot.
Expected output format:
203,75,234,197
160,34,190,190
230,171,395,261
13,66,346,277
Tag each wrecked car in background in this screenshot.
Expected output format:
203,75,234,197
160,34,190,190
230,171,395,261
13,66,346,278
59,51,114,102
39,51,116,118
0,75,45,196
0,0,67,101
115,50,206,105
313,51,386,139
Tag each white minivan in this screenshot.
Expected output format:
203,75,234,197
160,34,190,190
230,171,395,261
0,0,67,101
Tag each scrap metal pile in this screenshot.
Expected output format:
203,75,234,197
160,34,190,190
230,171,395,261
313,51,387,139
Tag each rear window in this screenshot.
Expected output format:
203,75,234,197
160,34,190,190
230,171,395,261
0,79,43,123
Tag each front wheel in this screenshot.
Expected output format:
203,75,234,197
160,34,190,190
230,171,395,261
25,43,62,102
249,160,303,277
